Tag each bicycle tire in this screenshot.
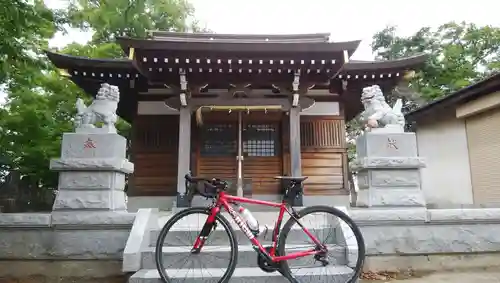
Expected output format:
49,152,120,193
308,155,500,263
277,205,365,283
154,207,239,283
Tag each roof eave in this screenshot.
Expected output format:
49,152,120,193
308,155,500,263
343,53,429,71
45,51,134,70
116,36,361,54
148,31,332,43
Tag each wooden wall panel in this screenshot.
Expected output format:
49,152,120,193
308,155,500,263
129,115,179,196
245,157,282,194
282,116,348,196
197,157,237,180
301,151,345,195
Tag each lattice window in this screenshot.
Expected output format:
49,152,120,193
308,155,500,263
243,124,280,157
133,116,179,152
136,127,178,151
200,124,237,156
300,119,344,148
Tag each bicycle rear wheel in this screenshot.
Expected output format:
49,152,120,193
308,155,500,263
155,207,238,283
277,205,365,283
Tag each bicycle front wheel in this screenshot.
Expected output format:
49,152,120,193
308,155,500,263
155,207,238,283
277,205,365,283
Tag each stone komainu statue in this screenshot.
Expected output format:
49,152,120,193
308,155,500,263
75,83,120,132
359,85,406,131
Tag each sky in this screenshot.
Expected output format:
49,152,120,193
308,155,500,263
1,0,499,104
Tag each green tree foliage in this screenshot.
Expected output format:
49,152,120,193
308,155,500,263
347,22,500,164
0,0,201,200
63,0,203,58
0,0,64,86
67,0,199,41
372,22,500,102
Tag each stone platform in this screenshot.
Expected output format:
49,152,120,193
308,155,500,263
124,208,357,283
352,130,427,207
120,206,500,282
50,132,132,211
3,206,500,280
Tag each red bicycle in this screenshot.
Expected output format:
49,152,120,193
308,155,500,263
155,172,365,283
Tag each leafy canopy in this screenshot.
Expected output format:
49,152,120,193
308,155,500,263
0,0,64,86
0,0,201,192
372,22,500,102
347,21,500,163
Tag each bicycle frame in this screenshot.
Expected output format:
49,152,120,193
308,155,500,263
191,191,325,263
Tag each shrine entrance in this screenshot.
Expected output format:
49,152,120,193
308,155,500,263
197,110,283,197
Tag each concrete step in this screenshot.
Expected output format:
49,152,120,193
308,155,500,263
141,245,347,269
152,211,340,247
157,211,307,228
129,266,354,283
150,226,338,247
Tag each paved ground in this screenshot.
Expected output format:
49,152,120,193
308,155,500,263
361,271,500,282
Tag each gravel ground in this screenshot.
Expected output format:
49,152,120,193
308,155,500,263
361,271,500,283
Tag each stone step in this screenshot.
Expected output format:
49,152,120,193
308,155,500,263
129,266,354,283
152,211,340,247
150,225,339,247
141,245,347,269
157,211,308,227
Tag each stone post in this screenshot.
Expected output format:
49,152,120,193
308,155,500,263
50,131,133,211
352,129,426,207
50,82,133,212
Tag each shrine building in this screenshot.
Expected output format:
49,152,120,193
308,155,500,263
46,31,427,210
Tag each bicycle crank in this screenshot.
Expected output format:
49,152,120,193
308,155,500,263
257,246,281,273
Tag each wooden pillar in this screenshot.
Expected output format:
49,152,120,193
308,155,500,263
176,107,191,207
289,107,303,206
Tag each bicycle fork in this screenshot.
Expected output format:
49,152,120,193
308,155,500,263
191,207,220,254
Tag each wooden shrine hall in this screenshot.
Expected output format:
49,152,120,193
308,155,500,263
46,31,427,209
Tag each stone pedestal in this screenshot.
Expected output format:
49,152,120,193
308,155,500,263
50,131,134,211
352,130,426,207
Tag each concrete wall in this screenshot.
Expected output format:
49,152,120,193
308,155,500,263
415,111,474,207
3,207,500,281
349,207,500,272
0,212,135,282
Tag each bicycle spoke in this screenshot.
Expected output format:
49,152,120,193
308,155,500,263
278,206,365,283
155,208,237,283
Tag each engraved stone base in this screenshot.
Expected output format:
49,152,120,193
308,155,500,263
355,189,426,207
357,169,421,189
356,132,418,158
58,171,126,190
61,133,126,159
353,131,426,208
50,131,133,212
50,158,133,173
53,190,127,211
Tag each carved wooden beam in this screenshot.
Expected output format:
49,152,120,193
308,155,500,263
272,83,315,96
164,96,315,111
228,83,252,98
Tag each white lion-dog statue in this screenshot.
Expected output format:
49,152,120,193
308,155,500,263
74,83,119,133
360,85,406,133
